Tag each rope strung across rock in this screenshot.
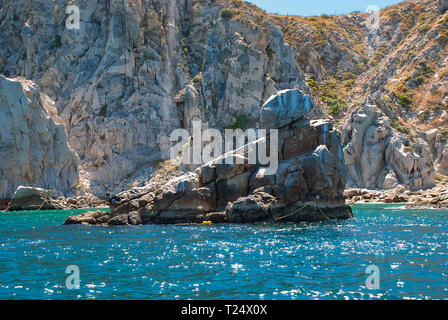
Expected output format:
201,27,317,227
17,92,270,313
275,201,331,222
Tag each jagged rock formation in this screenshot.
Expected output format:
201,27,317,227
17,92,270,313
0,76,79,200
279,0,448,124
64,89,352,225
426,128,448,176
341,104,435,190
271,0,448,177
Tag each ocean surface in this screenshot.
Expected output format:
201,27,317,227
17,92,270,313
0,204,447,300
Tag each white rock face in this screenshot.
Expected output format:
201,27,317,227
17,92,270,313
7,186,52,211
341,105,435,190
11,186,52,201
0,76,79,199
437,148,448,175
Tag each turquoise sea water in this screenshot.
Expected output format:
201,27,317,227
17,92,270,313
0,205,447,300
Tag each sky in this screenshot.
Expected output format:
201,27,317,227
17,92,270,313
248,0,404,16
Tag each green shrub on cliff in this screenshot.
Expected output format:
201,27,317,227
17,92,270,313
265,47,276,58
220,8,237,19
306,77,348,116
55,35,62,48
396,94,412,108
391,121,411,135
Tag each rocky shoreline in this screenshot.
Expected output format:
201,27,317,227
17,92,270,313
1,186,107,212
344,183,448,209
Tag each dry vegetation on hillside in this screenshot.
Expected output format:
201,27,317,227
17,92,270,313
214,0,447,135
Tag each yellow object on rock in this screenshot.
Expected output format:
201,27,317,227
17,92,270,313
202,221,212,225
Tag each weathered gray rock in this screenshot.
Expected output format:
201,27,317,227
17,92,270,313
0,0,446,201
260,89,313,129
128,211,143,225
7,186,53,211
344,182,448,208
429,131,448,176
341,105,436,190
0,76,79,200
50,195,108,210
108,214,129,226
226,192,279,223
437,146,448,176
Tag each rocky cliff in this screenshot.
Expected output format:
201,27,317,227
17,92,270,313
0,0,447,200
273,0,448,187
0,76,79,200
0,0,310,198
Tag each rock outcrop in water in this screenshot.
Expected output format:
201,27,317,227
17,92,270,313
0,76,79,200
341,104,436,190
344,182,448,208
65,89,353,225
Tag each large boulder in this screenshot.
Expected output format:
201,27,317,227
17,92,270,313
341,105,436,190
0,76,79,200
7,186,53,211
64,210,110,225
226,192,279,223
65,89,352,225
260,89,313,129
